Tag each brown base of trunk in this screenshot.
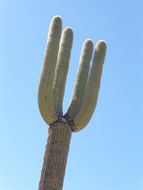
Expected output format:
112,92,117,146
38,121,72,190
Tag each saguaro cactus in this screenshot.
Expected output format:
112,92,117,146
38,16,106,190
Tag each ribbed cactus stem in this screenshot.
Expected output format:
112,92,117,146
38,16,62,125
66,40,93,119
73,40,106,131
53,28,73,116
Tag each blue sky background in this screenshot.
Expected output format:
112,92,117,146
0,0,143,190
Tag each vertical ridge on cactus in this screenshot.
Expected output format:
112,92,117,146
38,16,107,190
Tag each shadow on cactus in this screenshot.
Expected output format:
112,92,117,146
38,16,106,190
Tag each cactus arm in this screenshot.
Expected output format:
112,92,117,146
73,40,106,132
53,28,73,116
65,40,93,120
38,16,62,125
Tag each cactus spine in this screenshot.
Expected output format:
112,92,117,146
38,16,106,190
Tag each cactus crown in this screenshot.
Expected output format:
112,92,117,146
38,16,106,132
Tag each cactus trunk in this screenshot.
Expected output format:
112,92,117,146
38,121,72,190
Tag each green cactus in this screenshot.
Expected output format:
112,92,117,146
38,16,106,190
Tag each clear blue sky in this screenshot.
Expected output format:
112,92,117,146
0,0,143,190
